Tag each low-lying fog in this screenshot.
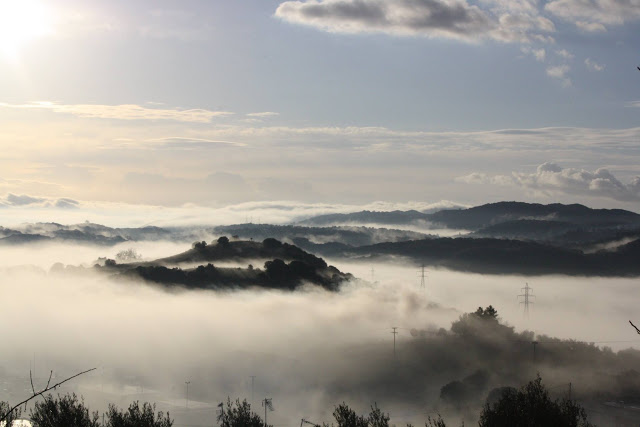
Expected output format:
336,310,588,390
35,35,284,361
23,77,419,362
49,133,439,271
1,242,639,426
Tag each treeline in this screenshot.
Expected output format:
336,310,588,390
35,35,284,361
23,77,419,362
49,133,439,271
1,375,593,427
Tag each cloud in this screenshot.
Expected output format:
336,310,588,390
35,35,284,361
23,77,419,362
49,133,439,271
458,162,640,202
521,46,545,61
275,0,555,43
554,49,574,60
144,137,247,148
545,0,640,29
0,193,79,208
575,20,607,32
585,57,605,72
246,112,280,117
546,64,571,86
0,102,234,123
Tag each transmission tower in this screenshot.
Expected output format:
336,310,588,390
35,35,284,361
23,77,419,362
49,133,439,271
518,283,535,318
417,264,427,289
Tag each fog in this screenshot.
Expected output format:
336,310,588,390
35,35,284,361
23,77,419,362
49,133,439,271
1,243,640,426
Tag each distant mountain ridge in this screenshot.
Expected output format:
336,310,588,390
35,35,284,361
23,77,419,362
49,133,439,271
299,201,640,231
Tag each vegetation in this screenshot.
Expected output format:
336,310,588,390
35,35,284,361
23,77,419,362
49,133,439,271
478,376,593,427
30,393,100,427
217,398,267,427
105,401,172,427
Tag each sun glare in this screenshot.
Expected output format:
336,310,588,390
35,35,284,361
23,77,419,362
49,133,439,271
0,0,53,60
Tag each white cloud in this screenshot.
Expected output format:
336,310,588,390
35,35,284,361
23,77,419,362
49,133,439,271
545,0,640,28
458,162,640,202
521,46,546,61
554,49,574,60
585,57,605,72
0,102,234,123
246,112,280,117
546,64,572,86
275,0,555,43
575,20,607,32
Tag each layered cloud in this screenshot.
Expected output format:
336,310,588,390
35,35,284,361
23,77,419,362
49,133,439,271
0,102,234,123
275,0,555,43
457,162,640,202
545,0,640,28
0,193,79,209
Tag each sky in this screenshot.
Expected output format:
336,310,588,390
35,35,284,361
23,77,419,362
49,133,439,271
1,0,640,222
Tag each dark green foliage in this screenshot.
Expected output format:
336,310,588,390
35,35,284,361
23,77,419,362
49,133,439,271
367,403,389,427
331,403,368,427
1,400,22,426
216,398,267,427
192,241,207,250
217,236,230,246
424,414,448,427
478,376,593,427
30,393,100,427
328,402,389,427
105,401,172,427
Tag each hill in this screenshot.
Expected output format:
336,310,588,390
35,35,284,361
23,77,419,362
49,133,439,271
91,238,353,291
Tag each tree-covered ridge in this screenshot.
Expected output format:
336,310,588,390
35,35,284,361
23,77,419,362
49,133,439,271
94,238,353,291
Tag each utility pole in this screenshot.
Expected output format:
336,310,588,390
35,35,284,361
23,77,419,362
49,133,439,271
250,376,256,411
391,327,398,359
371,266,375,282
418,264,427,289
518,283,535,318
185,381,190,409
532,341,538,362
262,398,273,427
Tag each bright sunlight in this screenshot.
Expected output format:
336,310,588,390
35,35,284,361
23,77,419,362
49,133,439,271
0,0,53,60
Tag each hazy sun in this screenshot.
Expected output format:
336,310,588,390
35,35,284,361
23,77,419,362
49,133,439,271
0,0,53,60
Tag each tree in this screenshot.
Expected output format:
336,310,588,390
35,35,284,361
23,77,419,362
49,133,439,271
331,403,367,427
105,401,172,427
217,398,267,427
478,375,593,427
115,249,141,263
217,236,230,246
0,401,22,427
30,393,100,427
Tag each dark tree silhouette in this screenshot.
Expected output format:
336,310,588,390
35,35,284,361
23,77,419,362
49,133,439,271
105,401,172,427
217,236,230,246
217,398,267,427
30,393,100,427
478,376,593,427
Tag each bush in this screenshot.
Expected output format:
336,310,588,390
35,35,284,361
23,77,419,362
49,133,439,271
217,398,267,427
105,401,172,427
30,393,99,427
478,375,593,427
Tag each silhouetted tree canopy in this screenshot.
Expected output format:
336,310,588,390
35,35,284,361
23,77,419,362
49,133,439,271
30,393,100,427
217,398,267,427
217,236,230,246
478,376,593,427
105,401,172,427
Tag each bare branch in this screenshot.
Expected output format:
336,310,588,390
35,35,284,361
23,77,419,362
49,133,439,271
629,320,640,335
45,370,53,389
29,370,35,395
0,368,96,422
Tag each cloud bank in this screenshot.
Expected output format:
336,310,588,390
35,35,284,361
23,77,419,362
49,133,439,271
0,102,234,123
457,162,640,202
275,0,555,43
